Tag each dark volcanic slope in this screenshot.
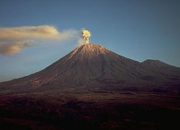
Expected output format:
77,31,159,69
0,44,180,93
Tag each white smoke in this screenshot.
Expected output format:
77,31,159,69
78,29,91,46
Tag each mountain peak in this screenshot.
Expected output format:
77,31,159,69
78,43,107,54
142,59,177,68
70,43,108,59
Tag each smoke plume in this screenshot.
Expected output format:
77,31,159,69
0,25,79,56
0,41,32,56
78,29,91,46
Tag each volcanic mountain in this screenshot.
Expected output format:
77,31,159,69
0,43,180,94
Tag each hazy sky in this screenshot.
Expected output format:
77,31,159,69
0,0,180,82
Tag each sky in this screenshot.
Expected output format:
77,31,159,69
0,0,180,82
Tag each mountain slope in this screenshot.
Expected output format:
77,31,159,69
0,43,180,93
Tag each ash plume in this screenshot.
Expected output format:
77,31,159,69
0,25,79,55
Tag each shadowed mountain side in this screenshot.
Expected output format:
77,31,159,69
0,44,180,94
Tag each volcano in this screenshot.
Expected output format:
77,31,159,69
1,43,180,130
0,43,180,94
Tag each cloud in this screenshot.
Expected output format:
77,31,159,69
0,25,79,56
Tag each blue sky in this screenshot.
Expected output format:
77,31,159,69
0,0,180,81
